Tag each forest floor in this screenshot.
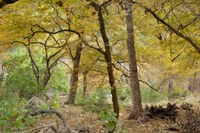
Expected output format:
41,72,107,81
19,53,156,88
24,96,200,133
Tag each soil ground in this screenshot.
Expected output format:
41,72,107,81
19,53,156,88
15,94,200,133
22,104,199,133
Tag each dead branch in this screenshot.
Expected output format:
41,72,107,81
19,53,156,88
145,103,179,122
20,123,57,133
30,109,67,128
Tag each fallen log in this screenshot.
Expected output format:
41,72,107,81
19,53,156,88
145,103,178,122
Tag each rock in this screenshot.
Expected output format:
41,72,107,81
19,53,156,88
45,88,56,100
28,96,47,106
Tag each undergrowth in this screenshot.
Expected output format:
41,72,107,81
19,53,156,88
0,97,36,132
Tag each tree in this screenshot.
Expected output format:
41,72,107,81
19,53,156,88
143,0,200,54
88,1,120,118
124,1,143,119
13,24,76,91
65,41,83,104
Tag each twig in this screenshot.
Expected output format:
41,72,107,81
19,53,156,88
16,123,56,133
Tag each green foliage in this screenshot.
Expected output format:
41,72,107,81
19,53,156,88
170,88,188,100
2,47,42,98
49,92,61,108
99,111,117,132
76,89,112,113
0,0,199,131
48,64,70,93
0,97,35,132
117,87,131,109
1,46,69,98
141,88,165,103
117,87,130,101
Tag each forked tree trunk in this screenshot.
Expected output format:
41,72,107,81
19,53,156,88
42,70,51,88
97,8,119,118
65,60,79,104
66,44,83,104
125,1,143,119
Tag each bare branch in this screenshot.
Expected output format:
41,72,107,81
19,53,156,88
26,24,80,39
94,35,102,49
171,45,188,62
12,41,40,83
49,52,65,69
180,14,200,30
47,48,64,64
60,60,73,73
138,80,158,92
26,46,40,84
83,40,105,54
163,2,183,20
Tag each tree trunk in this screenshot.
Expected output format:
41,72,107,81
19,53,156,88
66,44,82,104
125,1,143,119
82,70,88,96
168,77,174,100
42,70,51,88
0,73,2,83
189,72,200,92
97,8,119,118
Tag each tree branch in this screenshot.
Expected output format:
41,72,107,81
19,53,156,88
145,7,200,54
26,24,80,39
12,41,40,83
30,109,67,128
0,0,18,9
83,40,105,54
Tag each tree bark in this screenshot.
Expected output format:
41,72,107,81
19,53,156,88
168,77,174,100
97,7,119,118
66,44,83,104
82,70,88,97
188,72,200,92
125,1,143,119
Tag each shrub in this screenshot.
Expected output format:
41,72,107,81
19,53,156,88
48,92,61,109
0,97,36,132
1,47,69,98
2,47,44,98
48,64,70,93
76,89,112,113
141,88,165,103
99,111,117,132
170,88,188,100
117,87,130,101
